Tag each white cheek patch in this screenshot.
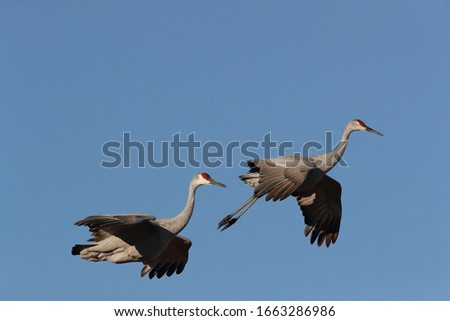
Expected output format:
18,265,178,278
299,193,316,206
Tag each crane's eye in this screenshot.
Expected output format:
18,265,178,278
201,172,211,180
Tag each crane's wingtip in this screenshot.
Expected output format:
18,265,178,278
140,264,151,277
304,225,313,237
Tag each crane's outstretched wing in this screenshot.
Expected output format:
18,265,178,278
75,214,156,227
294,175,342,247
245,156,316,201
73,214,158,246
141,236,192,279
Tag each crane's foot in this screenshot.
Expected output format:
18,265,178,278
217,215,238,231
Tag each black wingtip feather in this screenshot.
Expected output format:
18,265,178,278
310,229,320,245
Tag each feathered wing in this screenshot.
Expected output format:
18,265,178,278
73,214,158,244
141,236,192,279
73,214,192,279
71,214,163,260
245,156,313,201
240,158,342,248
294,175,342,247
74,214,157,228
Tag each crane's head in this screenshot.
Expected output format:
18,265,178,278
351,119,384,136
194,172,227,188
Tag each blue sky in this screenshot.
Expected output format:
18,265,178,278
1,1,449,300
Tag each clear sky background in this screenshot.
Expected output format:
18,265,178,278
1,1,449,300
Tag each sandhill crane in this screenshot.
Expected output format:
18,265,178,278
218,119,383,247
72,172,226,279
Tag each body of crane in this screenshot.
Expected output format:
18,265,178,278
72,172,226,279
218,119,383,247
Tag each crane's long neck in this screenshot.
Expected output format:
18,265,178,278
165,182,198,235
316,125,353,173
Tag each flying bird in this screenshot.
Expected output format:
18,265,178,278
72,172,226,279
218,119,383,247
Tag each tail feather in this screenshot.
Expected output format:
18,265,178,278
71,244,93,256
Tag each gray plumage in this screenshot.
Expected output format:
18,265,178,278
218,119,383,247
72,172,225,279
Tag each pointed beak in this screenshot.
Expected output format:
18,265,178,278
209,178,226,188
365,126,384,136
